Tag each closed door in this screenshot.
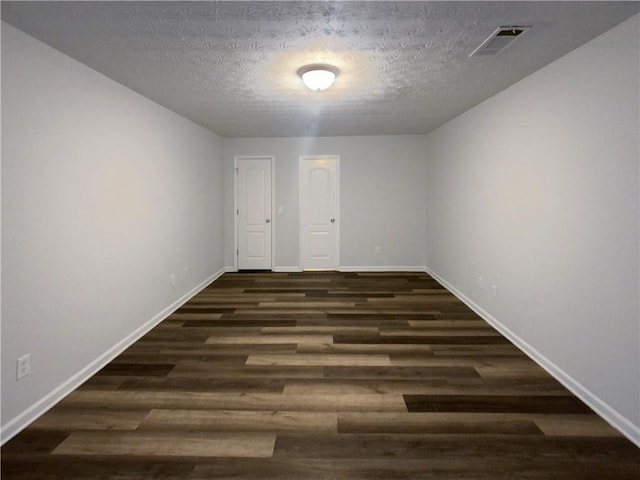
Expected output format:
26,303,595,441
299,155,339,270
236,157,272,270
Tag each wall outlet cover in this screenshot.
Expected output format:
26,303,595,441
17,354,31,380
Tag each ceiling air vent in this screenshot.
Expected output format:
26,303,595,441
470,26,531,57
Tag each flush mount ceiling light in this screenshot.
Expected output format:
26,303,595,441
298,64,339,91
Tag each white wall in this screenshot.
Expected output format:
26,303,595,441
223,135,427,271
1,24,225,441
425,14,639,444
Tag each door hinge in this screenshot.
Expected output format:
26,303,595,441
237,249,239,256
235,167,239,174
236,209,239,215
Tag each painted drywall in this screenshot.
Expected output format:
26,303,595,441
425,14,639,443
1,23,225,441
223,135,428,270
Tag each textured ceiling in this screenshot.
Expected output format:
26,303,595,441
2,1,638,137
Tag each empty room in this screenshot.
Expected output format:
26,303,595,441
1,1,639,479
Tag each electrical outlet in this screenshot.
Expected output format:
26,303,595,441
17,354,31,380
375,247,381,255
492,284,498,298
169,274,176,288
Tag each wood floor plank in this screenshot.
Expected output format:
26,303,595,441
260,325,380,334
117,376,286,393
259,301,355,308
407,320,492,328
431,344,525,356
475,362,551,378
246,353,393,366
140,409,338,433
205,334,333,344
76,376,125,390
168,363,325,379
168,313,225,320
183,319,297,327
61,390,407,412
188,457,639,480
403,394,592,414
1,457,196,480
337,412,543,435
320,365,505,379
284,378,449,395
531,414,624,437
380,329,502,337
95,362,175,376
338,412,624,438
296,342,434,354
159,344,298,355
27,407,148,431
334,334,512,345
236,308,329,315
272,433,637,460
52,431,275,458
388,355,525,367
112,353,248,366
1,431,70,455
281,378,571,396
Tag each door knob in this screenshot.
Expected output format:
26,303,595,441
330,218,335,223
266,218,271,224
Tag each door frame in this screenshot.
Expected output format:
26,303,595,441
234,155,275,271
299,154,340,270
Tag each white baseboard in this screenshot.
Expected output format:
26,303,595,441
272,266,428,273
0,267,227,445
228,266,302,273
425,266,640,447
272,266,303,272
339,266,428,272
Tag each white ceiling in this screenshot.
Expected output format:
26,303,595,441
2,1,638,138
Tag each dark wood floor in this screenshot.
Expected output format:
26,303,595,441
2,271,638,479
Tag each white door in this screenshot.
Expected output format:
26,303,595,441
299,155,339,270
236,157,272,270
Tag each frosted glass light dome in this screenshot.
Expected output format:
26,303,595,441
299,65,338,91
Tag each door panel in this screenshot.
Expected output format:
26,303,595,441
245,232,266,258
310,232,330,259
245,169,265,225
237,158,272,270
300,156,339,270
